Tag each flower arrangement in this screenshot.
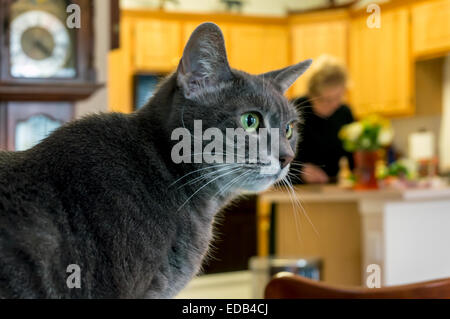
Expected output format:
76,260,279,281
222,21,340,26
339,114,394,152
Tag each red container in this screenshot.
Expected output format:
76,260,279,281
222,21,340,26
353,151,379,190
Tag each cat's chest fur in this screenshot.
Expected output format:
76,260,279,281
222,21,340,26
143,201,219,298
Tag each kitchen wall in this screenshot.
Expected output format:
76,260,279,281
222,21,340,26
391,116,441,158
75,0,110,118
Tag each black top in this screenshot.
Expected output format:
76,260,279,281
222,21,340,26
293,96,354,181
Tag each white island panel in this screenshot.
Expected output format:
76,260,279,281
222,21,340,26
384,199,450,285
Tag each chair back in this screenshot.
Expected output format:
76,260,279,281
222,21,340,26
265,273,450,299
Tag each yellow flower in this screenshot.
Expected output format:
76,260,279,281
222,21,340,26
378,127,394,146
345,122,363,142
364,114,382,126
339,126,348,140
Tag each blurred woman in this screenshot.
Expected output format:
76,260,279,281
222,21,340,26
293,55,354,184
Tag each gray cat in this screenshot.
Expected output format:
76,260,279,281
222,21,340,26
0,23,311,299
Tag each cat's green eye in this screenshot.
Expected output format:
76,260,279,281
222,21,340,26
286,123,294,139
240,113,260,133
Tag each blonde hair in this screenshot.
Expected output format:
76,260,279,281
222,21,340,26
307,55,348,97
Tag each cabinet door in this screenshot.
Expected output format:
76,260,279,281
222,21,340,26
3,102,73,151
412,0,450,58
134,19,181,72
228,24,289,75
349,8,412,118
290,19,348,98
262,26,290,73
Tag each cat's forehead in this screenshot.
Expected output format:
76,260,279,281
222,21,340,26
232,72,298,122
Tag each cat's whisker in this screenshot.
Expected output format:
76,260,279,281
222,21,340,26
287,171,302,178
188,152,248,160
286,174,320,237
287,167,304,173
287,168,307,179
289,168,314,178
178,165,239,189
242,169,255,187
169,163,233,188
280,176,303,245
294,96,323,109
285,176,309,244
176,166,243,212
177,151,249,164
287,172,302,183
290,161,307,167
215,169,253,198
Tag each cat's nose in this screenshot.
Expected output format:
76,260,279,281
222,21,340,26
279,153,294,169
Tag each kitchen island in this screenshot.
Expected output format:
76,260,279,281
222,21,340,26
257,185,450,286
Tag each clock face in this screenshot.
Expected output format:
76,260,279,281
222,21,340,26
10,10,75,79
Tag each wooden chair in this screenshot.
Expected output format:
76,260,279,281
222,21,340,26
265,272,450,299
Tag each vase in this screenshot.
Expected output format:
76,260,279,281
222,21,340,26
353,151,379,190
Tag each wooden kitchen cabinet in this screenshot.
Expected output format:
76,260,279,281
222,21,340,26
289,11,349,99
134,19,181,72
349,7,413,118
412,0,450,59
228,24,289,75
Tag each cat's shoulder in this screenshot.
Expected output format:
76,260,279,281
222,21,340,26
66,111,132,130
47,112,136,145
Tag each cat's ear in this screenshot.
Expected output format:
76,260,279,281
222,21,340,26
260,59,313,93
177,22,233,99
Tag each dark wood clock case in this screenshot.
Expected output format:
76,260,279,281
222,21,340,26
0,0,101,151
0,0,100,101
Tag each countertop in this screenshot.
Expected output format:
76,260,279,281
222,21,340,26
259,184,450,203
